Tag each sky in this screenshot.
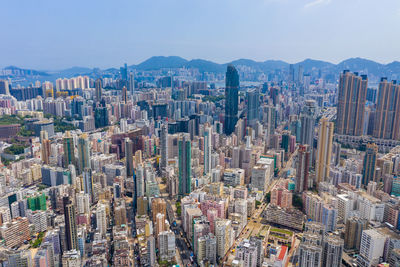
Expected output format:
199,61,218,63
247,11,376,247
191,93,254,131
2,0,400,70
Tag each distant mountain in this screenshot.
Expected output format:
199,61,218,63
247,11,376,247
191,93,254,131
133,56,188,70
262,60,289,71
295,59,334,71
4,56,400,82
336,57,386,76
3,66,49,76
229,59,261,68
55,66,93,77
185,59,225,73
386,61,400,74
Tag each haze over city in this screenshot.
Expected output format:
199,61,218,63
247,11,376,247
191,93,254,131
2,0,400,69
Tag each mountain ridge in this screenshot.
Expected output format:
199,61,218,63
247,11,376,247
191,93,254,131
3,56,400,79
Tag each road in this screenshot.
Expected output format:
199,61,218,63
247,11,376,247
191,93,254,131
155,165,196,266
220,149,298,266
221,179,277,266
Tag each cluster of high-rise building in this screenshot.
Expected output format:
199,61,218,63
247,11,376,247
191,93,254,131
0,62,400,267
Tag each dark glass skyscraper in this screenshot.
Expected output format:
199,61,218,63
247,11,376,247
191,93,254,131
178,133,191,196
224,65,239,135
246,88,260,127
95,78,102,102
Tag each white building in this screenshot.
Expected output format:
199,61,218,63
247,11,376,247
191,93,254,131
96,204,107,236
158,230,176,260
357,229,386,267
223,168,245,187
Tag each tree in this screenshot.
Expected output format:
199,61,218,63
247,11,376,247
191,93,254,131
264,192,271,203
293,194,303,210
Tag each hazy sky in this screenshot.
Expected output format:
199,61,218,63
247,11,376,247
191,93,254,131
2,0,400,70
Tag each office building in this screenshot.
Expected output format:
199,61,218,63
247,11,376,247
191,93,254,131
63,131,75,168
0,79,10,95
94,106,108,128
204,125,212,175
224,65,239,135
95,78,102,102
316,117,334,183
63,197,78,251
362,143,378,187
246,89,260,127
122,86,127,103
129,72,135,98
82,168,94,201
300,100,316,147
77,133,91,173
178,133,191,195
357,229,386,267
296,144,310,193
160,123,168,170
336,70,368,136
125,138,134,177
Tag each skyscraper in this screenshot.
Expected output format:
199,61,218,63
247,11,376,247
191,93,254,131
122,86,127,104
41,138,51,165
178,133,191,196
160,124,168,170
82,168,94,202
63,131,75,168
289,64,295,82
298,65,304,84
94,106,108,128
246,89,260,127
373,78,400,140
203,125,212,175
77,134,90,174
296,144,310,193
224,65,239,135
336,70,368,136
95,78,102,102
362,143,378,187
300,99,316,147
0,80,10,95
125,138,134,177
316,117,334,183
120,63,128,81
129,72,135,98
63,197,78,251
